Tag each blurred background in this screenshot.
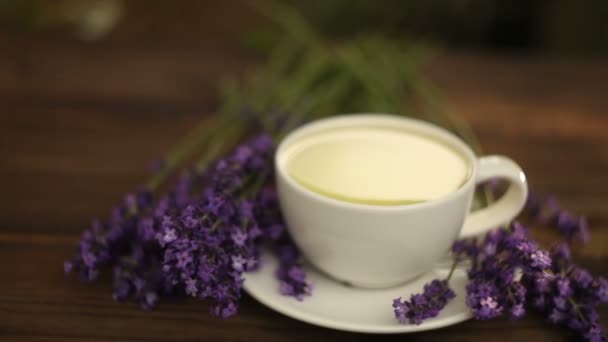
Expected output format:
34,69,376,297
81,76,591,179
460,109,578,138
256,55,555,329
1,0,607,53
1,0,607,233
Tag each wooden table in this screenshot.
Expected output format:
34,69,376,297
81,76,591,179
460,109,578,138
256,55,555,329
1,23,607,341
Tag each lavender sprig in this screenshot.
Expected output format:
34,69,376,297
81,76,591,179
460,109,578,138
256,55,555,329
65,134,312,316
255,185,312,300
459,223,548,321
393,279,456,325
529,242,608,341
396,221,606,341
63,189,169,309
524,192,590,244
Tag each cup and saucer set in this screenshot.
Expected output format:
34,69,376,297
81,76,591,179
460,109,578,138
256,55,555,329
244,114,528,333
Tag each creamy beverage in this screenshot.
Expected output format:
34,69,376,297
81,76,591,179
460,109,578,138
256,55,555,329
283,126,470,205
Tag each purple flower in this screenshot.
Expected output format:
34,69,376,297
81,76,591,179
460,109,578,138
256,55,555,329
162,228,177,244
204,192,226,216
255,185,313,301
477,296,503,319
288,266,307,282
510,303,525,319
596,277,608,303
498,267,514,284
231,255,247,272
511,282,527,301
231,229,248,247
572,267,593,288
393,297,411,324
548,309,567,323
584,323,605,342
279,282,295,297
81,251,97,268
138,217,156,241
251,134,273,152
161,215,174,230
154,196,170,218
530,250,552,269
556,277,572,297
534,272,553,293
197,263,214,282
483,242,497,256
234,146,253,164
524,192,591,244
515,240,537,254
553,296,568,311
239,201,255,221
140,291,158,310
212,301,238,318
185,278,198,297
510,221,527,240
551,243,571,263
133,277,145,293
248,225,263,240
393,279,455,325
64,133,282,316
276,262,312,301
175,251,193,269
451,240,468,254
267,224,284,240
183,216,199,230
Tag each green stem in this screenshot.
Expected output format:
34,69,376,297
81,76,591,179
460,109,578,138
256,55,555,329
195,118,246,171
145,118,218,191
568,297,589,324
275,52,329,111
336,45,397,113
224,172,256,197
445,254,461,282
241,169,269,200
250,40,299,112
210,218,223,232
247,0,321,49
274,72,353,139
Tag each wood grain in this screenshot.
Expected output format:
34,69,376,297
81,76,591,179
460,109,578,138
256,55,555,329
1,14,607,341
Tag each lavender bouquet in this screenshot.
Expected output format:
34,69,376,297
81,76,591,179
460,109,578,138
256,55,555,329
65,3,606,340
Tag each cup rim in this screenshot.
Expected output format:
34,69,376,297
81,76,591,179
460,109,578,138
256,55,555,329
275,113,478,212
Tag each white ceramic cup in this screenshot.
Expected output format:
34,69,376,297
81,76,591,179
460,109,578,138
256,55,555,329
275,114,528,288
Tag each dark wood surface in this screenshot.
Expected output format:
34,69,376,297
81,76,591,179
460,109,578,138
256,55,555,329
1,12,608,342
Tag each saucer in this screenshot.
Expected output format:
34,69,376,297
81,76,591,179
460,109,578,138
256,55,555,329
243,248,472,333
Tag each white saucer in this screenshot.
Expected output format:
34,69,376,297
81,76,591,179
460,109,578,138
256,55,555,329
243,248,472,333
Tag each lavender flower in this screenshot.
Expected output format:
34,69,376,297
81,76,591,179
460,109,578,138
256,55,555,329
524,192,590,243
523,242,608,341
446,225,534,320
451,221,606,340
158,134,275,316
255,185,312,300
393,280,455,325
64,188,164,304
65,134,299,316
466,281,504,319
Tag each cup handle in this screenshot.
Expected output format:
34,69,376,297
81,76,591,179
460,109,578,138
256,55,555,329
458,155,528,239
